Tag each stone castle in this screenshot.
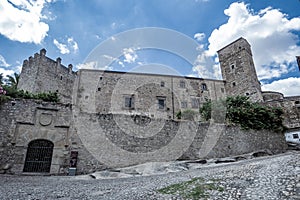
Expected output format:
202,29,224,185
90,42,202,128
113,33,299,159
0,37,299,175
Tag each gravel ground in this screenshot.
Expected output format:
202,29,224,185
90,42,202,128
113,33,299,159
0,151,299,200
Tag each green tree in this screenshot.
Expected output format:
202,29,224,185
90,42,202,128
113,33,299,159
6,72,20,89
0,73,3,85
199,96,285,132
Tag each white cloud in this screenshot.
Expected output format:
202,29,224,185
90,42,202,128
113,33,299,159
194,32,205,42
0,67,14,77
0,0,54,44
123,47,138,63
75,61,112,71
67,37,79,52
0,55,10,68
53,39,70,54
202,2,300,80
53,37,79,54
262,77,300,96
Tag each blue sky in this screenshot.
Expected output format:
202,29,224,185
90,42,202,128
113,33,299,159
0,0,300,96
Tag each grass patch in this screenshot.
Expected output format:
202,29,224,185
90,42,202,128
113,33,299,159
158,177,224,199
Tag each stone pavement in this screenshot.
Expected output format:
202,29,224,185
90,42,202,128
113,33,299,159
0,151,299,199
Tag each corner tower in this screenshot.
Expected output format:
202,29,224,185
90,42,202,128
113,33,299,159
18,49,76,103
217,37,263,102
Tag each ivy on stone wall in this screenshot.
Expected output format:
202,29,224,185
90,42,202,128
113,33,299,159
199,96,286,133
1,85,59,103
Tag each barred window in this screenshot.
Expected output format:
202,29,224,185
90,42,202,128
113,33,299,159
124,96,134,109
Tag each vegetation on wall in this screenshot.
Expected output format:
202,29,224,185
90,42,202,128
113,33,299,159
0,73,59,104
199,96,286,132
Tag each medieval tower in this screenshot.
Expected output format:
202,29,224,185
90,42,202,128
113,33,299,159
217,37,263,102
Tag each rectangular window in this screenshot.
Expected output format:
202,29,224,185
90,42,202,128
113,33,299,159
124,96,134,109
157,97,166,110
191,98,199,108
293,134,299,139
161,81,165,87
180,80,185,88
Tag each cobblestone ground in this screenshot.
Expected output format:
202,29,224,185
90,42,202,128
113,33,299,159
0,151,299,200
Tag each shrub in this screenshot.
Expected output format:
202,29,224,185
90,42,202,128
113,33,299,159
200,96,285,132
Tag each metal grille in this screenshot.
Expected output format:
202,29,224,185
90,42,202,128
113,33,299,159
23,139,54,173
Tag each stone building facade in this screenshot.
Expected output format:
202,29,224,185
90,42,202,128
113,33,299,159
0,37,299,175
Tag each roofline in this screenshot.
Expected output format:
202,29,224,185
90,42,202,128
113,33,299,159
217,37,248,53
78,69,225,82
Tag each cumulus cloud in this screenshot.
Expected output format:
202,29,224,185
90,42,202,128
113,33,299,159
53,37,79,54
0,0,53,44
123,47,138,63
76,61,112,71
0,55,10,68
0,67,15,77
194,32,205,42
203,2,300,80
262,77,300,96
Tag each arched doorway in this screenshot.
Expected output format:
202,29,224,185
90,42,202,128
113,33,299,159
23,139,54,173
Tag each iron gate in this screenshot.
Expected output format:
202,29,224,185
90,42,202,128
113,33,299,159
23,139,54,173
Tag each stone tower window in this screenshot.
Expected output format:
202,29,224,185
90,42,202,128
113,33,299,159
245,92,250,96
232,82,236,87
97,87,101,91
179,80,185,88
161,81,165,87
157,97,166,110
60,76,63,80
201,83,207,91
230,63,235,73
124,96,134,109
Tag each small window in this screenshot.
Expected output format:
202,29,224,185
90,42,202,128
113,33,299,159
232,82,236,87
295,101,300,104
191,98,199,108
97,87,101,91
293,134,299,139
60,76,63,80
161,81,165,87
181,101,187,108
157,97,166,110
231,65,235,70
125,96,134,109
201,83,207,91
99,77,103,80
245,92,250,96
180,80,185,88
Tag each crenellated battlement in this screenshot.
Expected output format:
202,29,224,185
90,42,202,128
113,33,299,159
18,49,76,104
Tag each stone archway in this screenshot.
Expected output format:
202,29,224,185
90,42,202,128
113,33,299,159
23,139,54,173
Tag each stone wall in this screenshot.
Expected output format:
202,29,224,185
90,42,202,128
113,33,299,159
265,96,300,129
18,49,76,104
0,99,105,175
74,69,226,120
0,99,288,174
73,113,287,168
